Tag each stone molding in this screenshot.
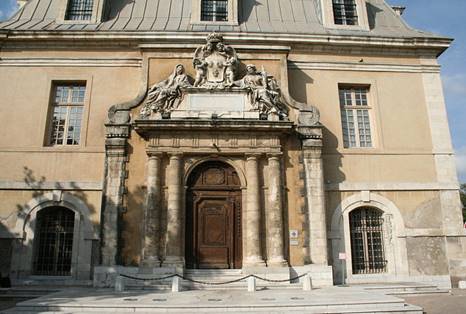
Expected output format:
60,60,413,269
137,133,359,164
326,182,460,191
1,32,451,56
0,57,142,67
0,180,103,190
289,61,441,73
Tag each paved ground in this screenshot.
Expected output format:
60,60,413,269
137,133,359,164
1,288,465,313
399,289,466,314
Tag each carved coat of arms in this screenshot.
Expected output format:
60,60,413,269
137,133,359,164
193,33,238,88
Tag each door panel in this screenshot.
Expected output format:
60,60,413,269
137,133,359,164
197,198,232,268
185,161,242,269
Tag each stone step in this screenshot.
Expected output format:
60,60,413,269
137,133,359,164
357,283,450,296
5,286,424,314
5,304,423,313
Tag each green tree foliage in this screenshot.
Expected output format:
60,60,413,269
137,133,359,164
461,184,466,222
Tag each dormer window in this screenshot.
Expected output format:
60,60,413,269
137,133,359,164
321,0,369,31
201,0,228,22
192,0,238,25
332,0,358,25
65,0,94,21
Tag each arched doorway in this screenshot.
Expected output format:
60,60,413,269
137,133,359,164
32,206,75,276
186,161,242,269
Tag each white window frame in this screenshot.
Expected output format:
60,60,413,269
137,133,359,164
191,0,239,26
339,85,374,149
57,0,105,24
320,0,369,31
47,82,87,147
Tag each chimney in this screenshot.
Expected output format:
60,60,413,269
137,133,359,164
17,0,28,9
392,6,406,16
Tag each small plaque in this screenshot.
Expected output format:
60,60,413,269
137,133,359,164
289,230,299,238
339,253,347,260
290,239,299,246
189,94,245,112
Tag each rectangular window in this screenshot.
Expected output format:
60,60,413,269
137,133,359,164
339,86,372,148
332,0,358,25
49,84,85,146
201,0,228,22
65,0,94,21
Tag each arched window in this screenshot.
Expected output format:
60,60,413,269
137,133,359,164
349,207,386,274
33,207,75,276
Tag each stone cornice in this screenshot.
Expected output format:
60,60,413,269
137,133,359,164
0,31,452,56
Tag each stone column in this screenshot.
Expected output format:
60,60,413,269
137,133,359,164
266,153,287,266
244,154,265,266
164,153,184,266
101,127,129,266
302,143,328,265
141,153,163,267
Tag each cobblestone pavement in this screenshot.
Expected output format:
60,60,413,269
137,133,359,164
399,289,466,314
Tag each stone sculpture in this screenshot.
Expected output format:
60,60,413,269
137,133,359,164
140,64,191,117
192,32,238,88
139,33,288,119
235,64,288,117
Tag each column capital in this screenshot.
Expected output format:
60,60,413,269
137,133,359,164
147,151,164,159
168,153,184,159
246,153,262,160
266,152,283,160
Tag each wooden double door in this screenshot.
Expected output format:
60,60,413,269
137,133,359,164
186,162,242,269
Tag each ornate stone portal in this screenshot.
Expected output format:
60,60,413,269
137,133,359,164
99,33,331,287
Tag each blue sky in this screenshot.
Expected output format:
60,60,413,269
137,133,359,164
0,0,465,182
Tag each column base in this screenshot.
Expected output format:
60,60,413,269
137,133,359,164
141,256,161,267
243,256,266,267
163,256,185,268
267,257,288,267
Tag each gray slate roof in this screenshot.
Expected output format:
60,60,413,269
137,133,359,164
0,0,440,39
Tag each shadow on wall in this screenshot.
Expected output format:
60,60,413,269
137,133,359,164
103,0,135,21
5,167,102,281
239,0,261,23
366,2,384,30
0,222,14,287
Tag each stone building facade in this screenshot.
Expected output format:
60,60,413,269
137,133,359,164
0,0,465,288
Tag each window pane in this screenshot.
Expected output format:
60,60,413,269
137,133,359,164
50,84,85,146
339,86,371,148
201,0,228,22
333,0,358,25
65,0,94,21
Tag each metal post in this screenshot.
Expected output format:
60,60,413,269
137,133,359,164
247,276,256,292
341,260,346,286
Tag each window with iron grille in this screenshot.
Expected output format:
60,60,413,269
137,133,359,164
33,207,75,276
65,0,94,21
339,86,373,148
201,0,228,21
332,0,358,25
49,83,85,146
350,207,387,274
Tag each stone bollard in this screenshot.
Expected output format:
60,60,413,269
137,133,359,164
172,275,181,292
303,274,313,291
248,276,256,292
115,275,125,292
